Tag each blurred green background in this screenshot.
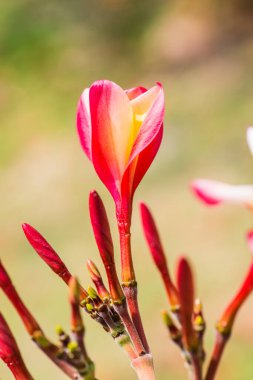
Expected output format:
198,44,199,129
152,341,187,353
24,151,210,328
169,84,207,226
1,1,253,379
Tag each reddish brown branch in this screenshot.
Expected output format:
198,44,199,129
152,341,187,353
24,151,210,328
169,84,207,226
205,332,228,380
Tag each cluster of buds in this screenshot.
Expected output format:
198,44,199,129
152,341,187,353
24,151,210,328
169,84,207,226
141,203,205,378
83,261,138,360
21,191,152,372
140,179,253,379
1,80,163,380
1,79,253,380
0,258,95,380
0,194,154,379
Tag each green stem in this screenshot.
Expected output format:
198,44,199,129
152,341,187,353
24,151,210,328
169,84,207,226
115,333,137,359
82,361,96,380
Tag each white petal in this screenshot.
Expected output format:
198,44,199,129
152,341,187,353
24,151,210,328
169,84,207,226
191,179,253,206
247,127,253,156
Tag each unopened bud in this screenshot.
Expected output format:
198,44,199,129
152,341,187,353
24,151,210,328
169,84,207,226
87,260,110,300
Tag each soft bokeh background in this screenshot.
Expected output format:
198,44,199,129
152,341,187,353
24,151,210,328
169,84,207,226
1,1,253,379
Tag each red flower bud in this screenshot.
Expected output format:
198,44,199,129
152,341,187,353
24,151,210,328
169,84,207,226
176,257,197,351
0,313,34,379
89,191,124,303
87,260,110,300
140,203,179,310
0,261,41,335
77,80,164,221
22,223,88,300
217,261,253,334
22,223,71,283
69,277,84,334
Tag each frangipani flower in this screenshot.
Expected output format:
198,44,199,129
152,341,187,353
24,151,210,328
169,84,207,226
77,80,164,224
192,127,253,208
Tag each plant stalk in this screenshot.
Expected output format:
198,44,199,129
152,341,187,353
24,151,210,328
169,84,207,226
191,355,203,380
131,354,157,380
123,283,150,353
114,301,145,356
205,332,228,380
118,221,149,353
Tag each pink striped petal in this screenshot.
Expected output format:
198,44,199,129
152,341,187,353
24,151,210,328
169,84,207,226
131,85,160,116
121,83,164,198
89,80,134,201
128,83,164,165
192,179,253,206
129,84,162,145
125,86,147,100
76,88,92,160
247,127,253,156
131,126,163,193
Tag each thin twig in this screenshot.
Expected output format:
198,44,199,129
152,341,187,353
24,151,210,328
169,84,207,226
205,332,228,380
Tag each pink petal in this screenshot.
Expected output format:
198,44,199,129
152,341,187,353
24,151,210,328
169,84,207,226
76,88,92,161
247,230,253,254
89,80,133,202
191,179,253,206
121,83,164,197
128,83,164,166
247,127,253,156
132,126,163,193
191,180,222,205
130,85,161,122
127,85,162,149
125,86,147,100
